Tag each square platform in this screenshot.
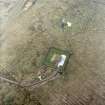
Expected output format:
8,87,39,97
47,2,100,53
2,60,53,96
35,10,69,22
43,47,71,73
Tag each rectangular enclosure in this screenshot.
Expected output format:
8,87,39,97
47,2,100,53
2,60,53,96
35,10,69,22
43,47,71,73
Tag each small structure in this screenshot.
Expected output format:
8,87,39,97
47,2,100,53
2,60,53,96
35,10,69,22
43,47,71,74
61,18,72,29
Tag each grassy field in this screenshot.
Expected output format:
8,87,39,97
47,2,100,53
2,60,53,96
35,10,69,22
0,0,105,105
